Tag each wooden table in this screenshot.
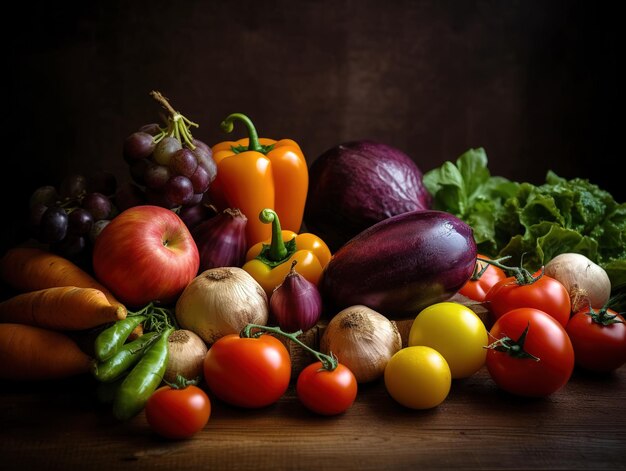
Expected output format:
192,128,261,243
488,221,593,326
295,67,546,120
1,364,624,470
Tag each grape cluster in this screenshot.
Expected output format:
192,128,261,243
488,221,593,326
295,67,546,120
122,91,217,211
29,172,117,262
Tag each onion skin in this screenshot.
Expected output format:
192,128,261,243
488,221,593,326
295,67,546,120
320,305,402,383
305,140,432,251
175,267,268,344
191,208,248,271
164,329,208,383
320,210,477,318
544,253,612,312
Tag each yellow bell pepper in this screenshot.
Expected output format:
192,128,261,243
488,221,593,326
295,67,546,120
243,209,332,296
208,113,308,246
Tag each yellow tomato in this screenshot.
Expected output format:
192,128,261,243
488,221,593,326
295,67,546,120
384,346,451,410
408,302,488,379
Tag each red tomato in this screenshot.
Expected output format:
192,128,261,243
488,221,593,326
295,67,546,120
459,254,507,302
566,307,626,373
203,334,291,408
145,385,211,439
485,272,571,327
486,307,574,397
296,362,358,416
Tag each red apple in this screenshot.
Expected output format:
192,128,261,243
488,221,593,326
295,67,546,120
92,205,200,308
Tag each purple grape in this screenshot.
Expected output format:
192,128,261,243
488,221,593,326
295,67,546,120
186,193,204,206
192,139,212,156
145,188,177,209
193,148,217,183
82,192,112,220
170,148,198,177
139,123,162,136
59,174,87,199
39,206,68,243
29,203,48,232
68,208,94,235
30,185,59,208
190,165,211,193
129,159,150,185
179,203,217,230
114,182,146,212
165,175,194,206
153,136,182,166
144,163,171,190
124,131,155,161
52,235,87,260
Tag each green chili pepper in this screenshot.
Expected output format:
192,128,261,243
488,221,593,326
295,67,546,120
95,374,128,405
91,331,160,383
112,327,175,421
94,315,147,362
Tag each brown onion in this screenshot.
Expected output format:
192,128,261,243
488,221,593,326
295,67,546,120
270,261,322,332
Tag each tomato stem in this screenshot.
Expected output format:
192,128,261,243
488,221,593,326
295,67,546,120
241,324,338,371
477,255,542,286
470,255,511,281
484,323,540,361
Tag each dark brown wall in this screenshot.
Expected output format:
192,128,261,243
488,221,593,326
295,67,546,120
5,0,621,248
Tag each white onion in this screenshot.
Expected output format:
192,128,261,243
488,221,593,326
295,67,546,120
164,329,208,383
544,253,612,312
319,305,402,383
175,267,269,344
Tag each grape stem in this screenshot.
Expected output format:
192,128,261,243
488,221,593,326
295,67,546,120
150,90,198,150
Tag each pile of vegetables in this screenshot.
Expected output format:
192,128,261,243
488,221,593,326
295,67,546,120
1,93,625,440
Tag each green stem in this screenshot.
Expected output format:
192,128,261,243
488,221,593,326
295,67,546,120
220,113,263,153
470,255,511,281
150,90,198,150
260,208,287,262
241,324,338,371
476,255,541,286
484,323,540,361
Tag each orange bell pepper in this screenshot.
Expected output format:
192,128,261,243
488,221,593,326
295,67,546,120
243,209,331,296
208,113,308,246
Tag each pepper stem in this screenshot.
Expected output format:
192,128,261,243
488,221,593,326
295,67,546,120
220,113,264,153
241,324,338,371
260,208,288,261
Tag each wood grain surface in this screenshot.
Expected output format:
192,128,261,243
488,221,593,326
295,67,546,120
1,364,624,470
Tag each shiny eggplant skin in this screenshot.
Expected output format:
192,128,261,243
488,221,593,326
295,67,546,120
320,210,477,318
304,140,432,252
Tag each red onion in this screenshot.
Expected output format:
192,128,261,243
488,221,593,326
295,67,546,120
270,261,323,332
191,208,247,271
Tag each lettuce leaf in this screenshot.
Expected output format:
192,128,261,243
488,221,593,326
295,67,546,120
423,149,626,291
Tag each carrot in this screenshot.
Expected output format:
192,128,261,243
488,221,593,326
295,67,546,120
0,323,92,380
0,286,127,331
0,247,123,308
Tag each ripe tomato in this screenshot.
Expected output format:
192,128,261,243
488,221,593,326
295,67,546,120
145,384,211,439
566,307,626,373
384,346,451,410
408,302,488,379
486,308,574,397
203,333,291,408
485,272,571,327
296,362,358,416
459,254,507,302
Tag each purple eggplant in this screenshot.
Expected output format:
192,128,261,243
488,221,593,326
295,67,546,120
320,210,476,318
304,140,432,252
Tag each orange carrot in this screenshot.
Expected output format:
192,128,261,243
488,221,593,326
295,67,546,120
0,286,127,330
0,247,123,308
0,323,92,380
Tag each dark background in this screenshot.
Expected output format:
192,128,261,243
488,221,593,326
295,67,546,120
4,0,621,250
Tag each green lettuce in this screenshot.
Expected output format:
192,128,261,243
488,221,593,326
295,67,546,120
423,149,626,291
